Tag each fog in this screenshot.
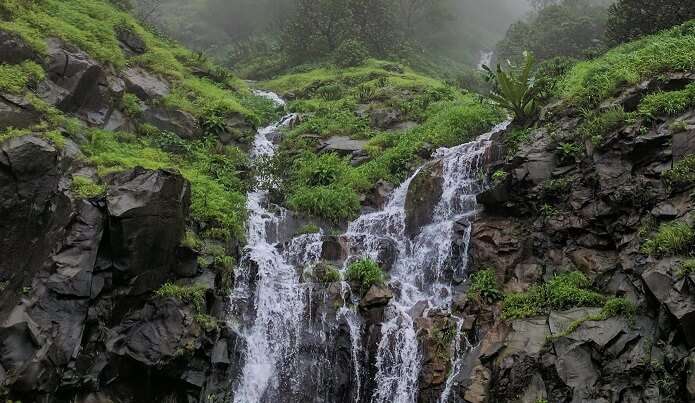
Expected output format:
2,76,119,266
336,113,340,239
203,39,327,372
133,0,538,74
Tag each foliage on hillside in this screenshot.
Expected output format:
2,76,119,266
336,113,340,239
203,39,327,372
607,0,695,44
0,0,279,241
261,60,501,222
559,20,695,107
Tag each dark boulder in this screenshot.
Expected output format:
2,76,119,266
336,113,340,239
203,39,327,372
42,39,114,126
122,67,171,101
369,107,402,129
0,93,42,130
141,106,202,139
105,168,191,284
0,30,39,64
116,26,147,55
404,160,443,238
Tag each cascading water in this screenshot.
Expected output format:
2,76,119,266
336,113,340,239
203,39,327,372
231,87,509,403
344,120,511,403
477,50,494,70
230,91,322,402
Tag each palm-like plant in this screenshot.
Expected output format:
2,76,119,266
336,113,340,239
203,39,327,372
483,51,540,124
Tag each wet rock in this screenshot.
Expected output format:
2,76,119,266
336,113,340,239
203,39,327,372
0,30,39,64
105,168,190,282
107,299,202,366
369,107,401,129
122,66,170,101
0,94,42,129
43,39,113,126
116,26,146,55
643,266,695,346
359,285,393,309
318,136,368,156
141,106,201,139
404,160,443,238
672,125,695,162
364,180,394,209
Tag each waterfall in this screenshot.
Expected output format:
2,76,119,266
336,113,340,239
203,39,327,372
230,91,320,402
231,87,510,402
345,120,510,403
477,50,494,70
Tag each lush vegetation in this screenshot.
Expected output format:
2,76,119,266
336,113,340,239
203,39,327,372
502,271,605,319
638,83,695,118
71,175,107,199
155,282,207,312
468,268,503,302
641,221,695,257
263,61,501,222
663,155,695,188
559,20,695,107
551,297,636,339
483,51,540,123
346,258,385,292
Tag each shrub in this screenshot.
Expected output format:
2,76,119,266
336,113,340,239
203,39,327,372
469,268,503,302
194,314,218,332
346,258,385,291
492,170,508,184
181,230,203,251
483,51,540,124
502,271,604,319
311,262,341,283
287,185,361,223
334,39,369,68
294,153,349,187
662,155,695,187
552,297,635,339
504,127,532,157
71,175,106,199
121,93,143,117
543,178,572,195
578,107,630,145
155,283,207,312
677,259,695,278
641,221,695,256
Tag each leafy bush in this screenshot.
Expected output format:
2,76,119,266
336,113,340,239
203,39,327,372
181,230,203,251
484,51,540,124
662,155,695,187
120,93,142,117
334,39,369,68
677,259,695,278
641,221,695,256
310,262,341,283
502,271,604,319
469,268,503,302
578,107,630,145
294,153,349,187
71,175,106,199
346,258,385,292
287,185,360,223
156,283,207,312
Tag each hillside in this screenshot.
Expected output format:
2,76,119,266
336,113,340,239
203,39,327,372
2,0,695,402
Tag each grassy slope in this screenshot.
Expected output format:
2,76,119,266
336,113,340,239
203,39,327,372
560,20,695,107
261,60,502,223
0,0,280,241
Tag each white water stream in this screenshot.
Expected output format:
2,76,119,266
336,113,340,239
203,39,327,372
230,89,509,403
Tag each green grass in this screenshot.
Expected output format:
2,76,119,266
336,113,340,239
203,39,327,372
551,297,636,340
346,258,385,292
663,154,695,187
677,259,695,278
296,224,321,236
502,271,605,320
560,20,695,106
641,221,695,256
0,61,44,94
71,175,106,199
469,268,503,302
578,107,632,144
120,93,142,117
638,83,695,118
83,130,248,240
287,185,361,223
155,283,207,312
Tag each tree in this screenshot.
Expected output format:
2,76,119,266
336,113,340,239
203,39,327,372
607,0,695,44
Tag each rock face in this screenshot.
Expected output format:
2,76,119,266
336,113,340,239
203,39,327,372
405,160,443,238
0,135,226,402
452,86,695,402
